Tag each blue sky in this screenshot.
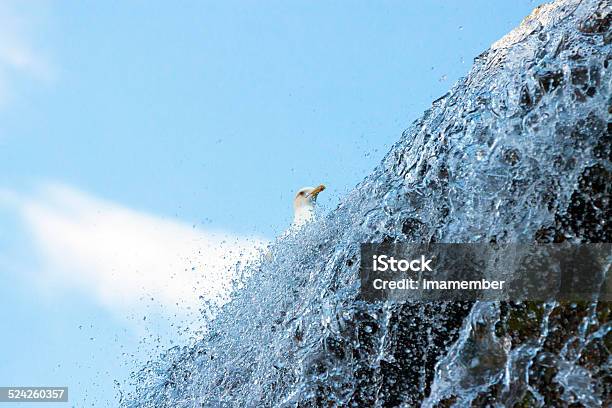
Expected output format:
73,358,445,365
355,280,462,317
0,1,544,406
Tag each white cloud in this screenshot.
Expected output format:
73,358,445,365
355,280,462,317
0,2,52,105
2,183,267,321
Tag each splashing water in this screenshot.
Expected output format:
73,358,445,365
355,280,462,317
122,0,610,406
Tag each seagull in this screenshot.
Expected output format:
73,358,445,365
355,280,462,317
292,184,325,228
262,184,325,259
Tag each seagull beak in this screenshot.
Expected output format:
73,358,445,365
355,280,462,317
308,184,326,198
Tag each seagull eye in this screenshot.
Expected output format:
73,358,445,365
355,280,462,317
299,192,305,196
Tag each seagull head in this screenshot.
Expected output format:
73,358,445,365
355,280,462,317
293,184,325,227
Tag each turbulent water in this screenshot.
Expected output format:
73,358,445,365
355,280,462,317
123,0,611,406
